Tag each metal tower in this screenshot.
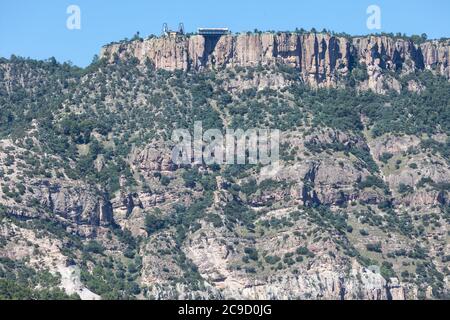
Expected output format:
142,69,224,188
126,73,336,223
162,23,169,36
178,23,185,35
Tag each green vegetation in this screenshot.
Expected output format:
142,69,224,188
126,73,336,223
264,255,281,265
379,152,393,164
357,175,389,192
0,258,79,300
1,49,449,300
366,242,382,253
398,183,414,195
145,209,167,235
243,247,259,261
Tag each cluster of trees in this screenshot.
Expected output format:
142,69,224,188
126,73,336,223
0,257,80,300
305,140,380,174
2,48,449,298
290,71,450,141
357,175,389,193
80,262,141,299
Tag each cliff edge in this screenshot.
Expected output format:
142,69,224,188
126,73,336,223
100,32,450,92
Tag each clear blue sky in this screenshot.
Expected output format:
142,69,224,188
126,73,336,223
1,0,449,67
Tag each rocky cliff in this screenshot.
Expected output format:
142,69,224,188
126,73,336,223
100,33,450,92
1,50,449,300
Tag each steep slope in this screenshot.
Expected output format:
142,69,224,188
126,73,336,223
0,49,449,300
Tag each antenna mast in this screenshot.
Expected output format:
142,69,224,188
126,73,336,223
178,23,185,35
162,23,169,36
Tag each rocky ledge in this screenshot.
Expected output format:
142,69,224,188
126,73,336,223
100,32,450,92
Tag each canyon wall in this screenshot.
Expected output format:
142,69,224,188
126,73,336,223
100,33,450,92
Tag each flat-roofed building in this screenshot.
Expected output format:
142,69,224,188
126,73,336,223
197,28,229,36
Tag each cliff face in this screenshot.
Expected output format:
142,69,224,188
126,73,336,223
100,33,450,92
2,56,450,300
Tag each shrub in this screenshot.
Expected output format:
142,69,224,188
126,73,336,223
84,241,105,255
296,246,310,256
160,175,171,186
264,255,281,265
379,153,394,163
398,183,414,194
366,242,382,253
206,214,223,228
244,247,259,261
359,229,369,236
380,261,396,280
357,176,387,191
145,212,166,235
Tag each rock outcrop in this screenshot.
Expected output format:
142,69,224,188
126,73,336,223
100,33,450,92
2,49,448,300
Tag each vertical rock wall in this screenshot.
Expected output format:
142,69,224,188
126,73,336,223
100,33,450,91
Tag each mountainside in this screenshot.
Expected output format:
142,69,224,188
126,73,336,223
0,31,449,300
101,32,450,93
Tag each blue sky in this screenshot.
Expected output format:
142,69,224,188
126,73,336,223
1,0,449,67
